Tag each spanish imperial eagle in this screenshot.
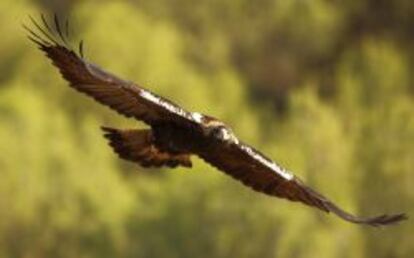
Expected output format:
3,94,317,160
25,15,407,226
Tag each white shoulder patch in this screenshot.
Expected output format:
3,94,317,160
139,89,188,117
140,90,159,103
191,112,204,123
241,145,294,180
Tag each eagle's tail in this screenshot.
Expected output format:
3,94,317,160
101,126,192,168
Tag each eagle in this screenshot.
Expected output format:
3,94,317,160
25,15,406,227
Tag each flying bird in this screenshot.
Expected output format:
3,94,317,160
24,15,407,227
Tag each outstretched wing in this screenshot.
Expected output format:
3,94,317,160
199,141,407,226
24,15,199,127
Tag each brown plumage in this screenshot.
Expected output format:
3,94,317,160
102,127,192,168
24,14,407,227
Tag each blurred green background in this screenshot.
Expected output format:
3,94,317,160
1,0,413,257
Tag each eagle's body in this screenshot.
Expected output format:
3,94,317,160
25,15,407,227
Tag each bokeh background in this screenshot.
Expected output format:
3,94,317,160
1,0,413,257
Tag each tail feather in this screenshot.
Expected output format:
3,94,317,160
101,126,192,168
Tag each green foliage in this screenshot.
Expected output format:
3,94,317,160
0,0,412,257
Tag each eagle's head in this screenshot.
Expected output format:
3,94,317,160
197,114,239,144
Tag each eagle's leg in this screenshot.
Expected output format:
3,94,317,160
101,127,192,168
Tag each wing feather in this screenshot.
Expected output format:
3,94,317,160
101,127,192,168
199,142,407,226
25,15,199,127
